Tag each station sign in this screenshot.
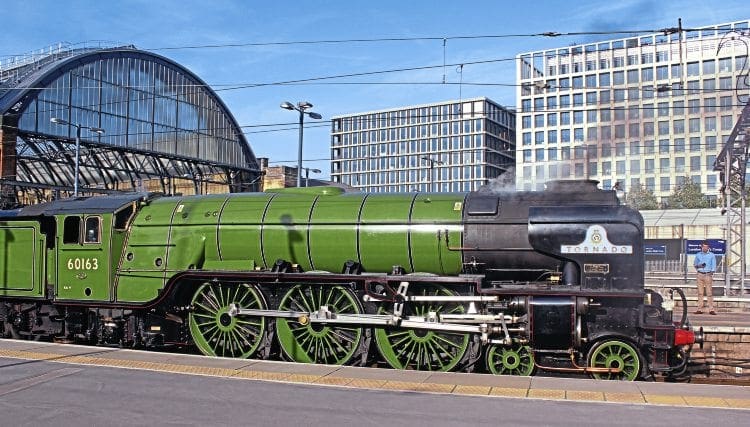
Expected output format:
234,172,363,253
685,239,726,255
644,244,667,255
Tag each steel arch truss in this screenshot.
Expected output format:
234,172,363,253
7,131,261,203
715,101,750,295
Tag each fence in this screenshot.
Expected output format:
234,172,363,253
646,257,726,273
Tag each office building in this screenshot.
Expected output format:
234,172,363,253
330,97,515,192
517,19,750,204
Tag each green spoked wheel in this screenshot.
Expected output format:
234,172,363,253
486,344,535,376
276,285,364,365
374,284,470,371
587,339,642,381
189,282,267,358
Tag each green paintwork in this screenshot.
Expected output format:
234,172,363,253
374,284,470,371
261,193,317,271
410,193,465,275
308,193,366,272
266,187,344,196
116,198,180,302
275,285,363,364
358,193,415,272
217,193,275,269
588,340,641,381
56,214,112,301
189,282,267,358
0,222,45,298
486,344,535,376
165,194,227,273
113,190,468,304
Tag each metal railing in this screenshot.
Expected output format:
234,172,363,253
1,41,124,81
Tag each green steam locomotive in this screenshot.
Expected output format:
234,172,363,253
0,180,697,380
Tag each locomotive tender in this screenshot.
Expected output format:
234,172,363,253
0,180,696,380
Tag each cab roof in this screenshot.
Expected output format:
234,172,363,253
9,193,154,217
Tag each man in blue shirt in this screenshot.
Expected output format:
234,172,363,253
693,241,717,315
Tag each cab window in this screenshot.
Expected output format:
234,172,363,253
84,217,101,243
63,216,81,244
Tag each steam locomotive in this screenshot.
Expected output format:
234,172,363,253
0,180,697,380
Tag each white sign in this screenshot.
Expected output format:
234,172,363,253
560,225,633,255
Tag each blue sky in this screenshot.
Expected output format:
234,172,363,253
2,0,748,178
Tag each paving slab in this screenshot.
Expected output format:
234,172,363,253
424,371,531,388
0,339,56,351
529,376,641,394
242,360,341,376
153,352,257,370
637,381,750,398
334,365,433,382
1,341,118,357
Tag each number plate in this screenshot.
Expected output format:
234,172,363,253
583,263,609,274
67,257,100,270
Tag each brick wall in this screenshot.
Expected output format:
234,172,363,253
690,332,750,378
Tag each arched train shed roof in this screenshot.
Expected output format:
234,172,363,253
0,44,260,203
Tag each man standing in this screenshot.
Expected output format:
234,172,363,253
694,240,717,315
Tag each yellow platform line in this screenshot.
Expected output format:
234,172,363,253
604,392,646,403
490,387,528,398
644,394,687,405
380,380,425,391
528,388,566,399
567,390,605,401
314,376,353,386
453,385,491,396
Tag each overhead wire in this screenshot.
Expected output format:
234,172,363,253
3,25,749,183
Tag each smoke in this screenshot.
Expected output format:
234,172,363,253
478,166,516,192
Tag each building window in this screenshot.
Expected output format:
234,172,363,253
616,160,625,174
645,159,654,173
722,115,734,130
627,69,639,84
675,157,685,173
613,71,625,84
690,156,701,171
686,62,700,77
656,65,669,80
703,59,715,74
672,119,685,134
659,158,670,172
674,138,685,152
641,68,653,82
660,177,670,192
659,139,670,153
719,57,732,73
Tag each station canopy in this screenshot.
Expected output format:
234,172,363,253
0,43,261,204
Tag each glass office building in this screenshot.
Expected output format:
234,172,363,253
330,97,515,192
517,19,750,204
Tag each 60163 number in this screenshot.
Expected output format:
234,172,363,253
67,257,99,270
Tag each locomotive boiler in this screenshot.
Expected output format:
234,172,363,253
0,180,697,380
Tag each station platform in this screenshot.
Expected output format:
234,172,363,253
1,339,749,410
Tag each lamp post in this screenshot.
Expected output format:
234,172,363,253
280,101,322,187
303,167,322,187
50,117,105,197
421,156,444,192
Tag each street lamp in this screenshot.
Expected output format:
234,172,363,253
421,156,444,192
50,117,105,197
303,167,322,187
280,101,322,187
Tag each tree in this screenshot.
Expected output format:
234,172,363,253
667,178,709,209
626,183,659,210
